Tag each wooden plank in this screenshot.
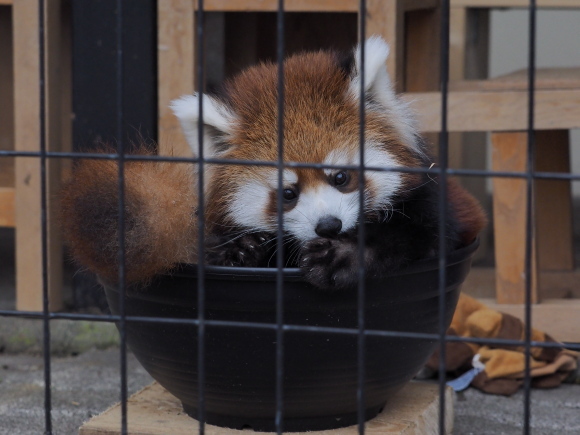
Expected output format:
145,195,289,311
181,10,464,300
196,0,575,13
451,68,580,92
0,187,15,227
451,0,580,8
491,132,538,305
461,269,580,342
462,267,580,303
196,0,359,12
0,159,14,188
0,4,13,154
541,270,580,300
404,3,441,93
404,89,580,132
13,0,63,311
194,0,438,13
157,0,195,156
79,381,454,435
534,130,573,272
401,0,439,12
366,0,404,90
481,298,580,344
0,4,15,195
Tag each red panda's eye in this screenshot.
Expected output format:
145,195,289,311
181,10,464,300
283,188,297,201
334,171,348,186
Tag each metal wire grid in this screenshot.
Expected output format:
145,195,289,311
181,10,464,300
1,0,580,434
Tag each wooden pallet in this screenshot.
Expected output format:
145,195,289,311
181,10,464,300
79,381,454,435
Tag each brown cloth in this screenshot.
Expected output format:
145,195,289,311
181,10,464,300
425,293,578,396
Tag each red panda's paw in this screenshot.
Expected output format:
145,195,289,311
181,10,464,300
206,232,273,267
300,238,359,291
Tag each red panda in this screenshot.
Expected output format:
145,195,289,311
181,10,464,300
61,37,486,289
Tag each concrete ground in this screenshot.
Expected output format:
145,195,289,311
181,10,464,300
0,348,579,435
0,349,153,435
1,226,579,434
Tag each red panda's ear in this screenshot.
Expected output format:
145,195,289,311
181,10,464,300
170,94,236,157
349,36,420,154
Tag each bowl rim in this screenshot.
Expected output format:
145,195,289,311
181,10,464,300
168,238,480,282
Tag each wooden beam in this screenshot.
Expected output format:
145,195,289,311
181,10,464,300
462,269,580,343
451,0,580,8
401,0,439,13
491,132,538,305
451,68,580,92
464,267,580,300
0,4,13,155
193,0,438,12
366,0,405,90
0,187,15,227
13,0,63,311
196,0,359,12
80,381,454,435
404,89,580,133
157,0,195,156
481,298,580,344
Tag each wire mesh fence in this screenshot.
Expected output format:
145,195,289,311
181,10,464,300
1,1,580,434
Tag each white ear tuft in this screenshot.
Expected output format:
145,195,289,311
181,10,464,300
170,94,236,157
349,36,422,154
352,35,391,93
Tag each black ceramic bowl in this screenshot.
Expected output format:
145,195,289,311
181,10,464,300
103,240,478,432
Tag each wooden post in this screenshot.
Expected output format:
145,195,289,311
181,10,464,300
157,0,195,156
366,0,405,91
491,132,538,304
13,0,63,311
0,4,15,227
448,6,490,261
534,130,573,272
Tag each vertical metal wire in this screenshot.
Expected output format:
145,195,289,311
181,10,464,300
114,0,128,433
356,2,367,434
196,1,207,434
437,1,451,433
523,1,537,433
38,0,52,433
275,1,286,433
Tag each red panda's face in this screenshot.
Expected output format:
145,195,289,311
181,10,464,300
172,37,424,242
221,143,406,243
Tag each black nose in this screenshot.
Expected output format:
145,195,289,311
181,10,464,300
315,216,342,238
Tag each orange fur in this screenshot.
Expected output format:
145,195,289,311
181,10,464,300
206,50,421,231
60,150,198,284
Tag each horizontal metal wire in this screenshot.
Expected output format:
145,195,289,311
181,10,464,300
1,309,578,351
2,150,580,181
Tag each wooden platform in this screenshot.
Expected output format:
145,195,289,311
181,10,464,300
462,268,580,343
79,381,454,435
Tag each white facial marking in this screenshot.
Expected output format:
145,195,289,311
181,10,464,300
363,144,403,210
323,142,402,208
266,169,298,189
323,148,352,177
228,179,274,232
226,146,403,242
227,168,298,233
285,185,359,242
